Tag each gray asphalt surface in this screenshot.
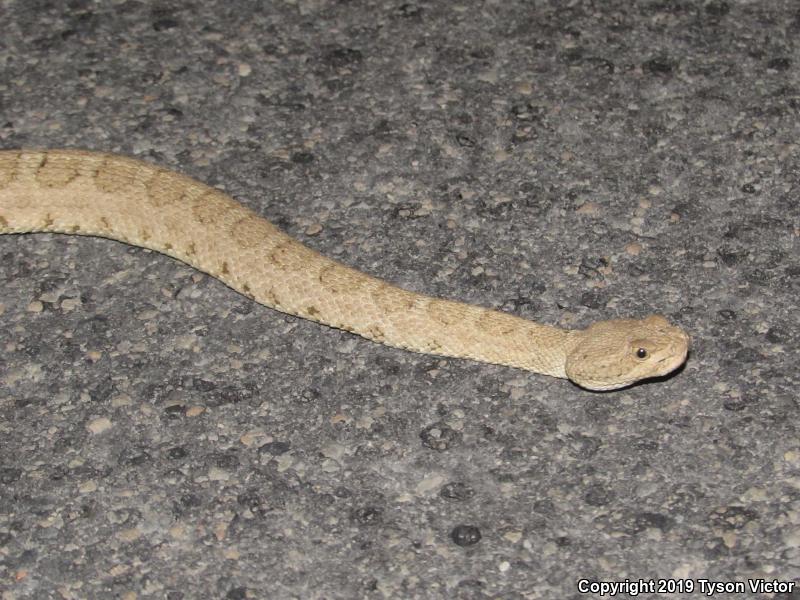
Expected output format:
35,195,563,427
1,1,798,598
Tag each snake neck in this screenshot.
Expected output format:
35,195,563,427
342,294,574,377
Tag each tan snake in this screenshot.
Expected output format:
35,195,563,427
0,150,689,390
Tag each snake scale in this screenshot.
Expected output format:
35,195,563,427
0,150,689,390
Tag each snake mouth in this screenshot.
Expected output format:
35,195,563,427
573,377,641,392
655,348,688,376
663,332,690,374
573,343,690,392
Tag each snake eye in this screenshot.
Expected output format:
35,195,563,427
636,348,648,359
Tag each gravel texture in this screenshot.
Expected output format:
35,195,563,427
1,1,798,598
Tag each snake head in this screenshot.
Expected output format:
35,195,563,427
565,315,690,391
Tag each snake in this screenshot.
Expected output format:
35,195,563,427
0,149,690,391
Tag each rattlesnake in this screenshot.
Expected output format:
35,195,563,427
0,150,689,390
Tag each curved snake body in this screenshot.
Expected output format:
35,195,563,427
0,150,689,390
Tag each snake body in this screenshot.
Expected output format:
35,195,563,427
0,150,689,390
